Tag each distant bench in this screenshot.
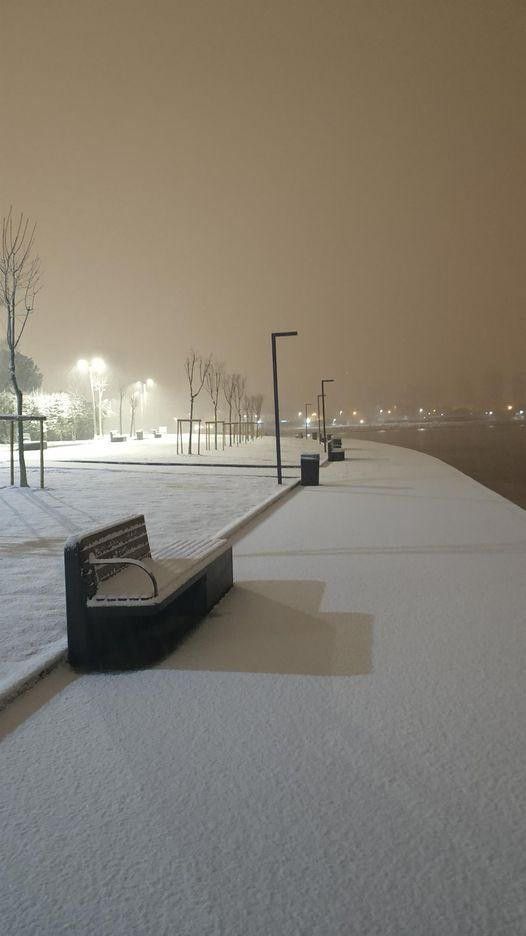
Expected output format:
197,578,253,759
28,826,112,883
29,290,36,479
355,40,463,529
64,514,233,670
23,433,47,451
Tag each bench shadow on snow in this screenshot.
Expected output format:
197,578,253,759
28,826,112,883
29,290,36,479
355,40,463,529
159,580,373,677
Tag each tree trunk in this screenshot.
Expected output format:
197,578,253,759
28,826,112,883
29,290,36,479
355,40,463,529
119,393,124,435
188,397,194,454
9,347,28,487
98,388,103,436
214,403,218,450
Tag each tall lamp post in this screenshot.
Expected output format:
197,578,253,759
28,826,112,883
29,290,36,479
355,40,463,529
321,378,335,452
76,357,106,438
135,378,155,426
304,402,312,439
317,394,323,443
271,330,298,484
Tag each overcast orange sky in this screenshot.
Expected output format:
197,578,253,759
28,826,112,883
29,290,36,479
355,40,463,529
1,0,525,415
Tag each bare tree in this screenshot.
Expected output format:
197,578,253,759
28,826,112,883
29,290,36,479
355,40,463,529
253,393,264,422
232,374,246,443
114,372,134,435
222,372,236,446
118,384,127,435
205,358,224,450
185,349,211,454
129,387,139,437
0,209,42,486
243,392,253,440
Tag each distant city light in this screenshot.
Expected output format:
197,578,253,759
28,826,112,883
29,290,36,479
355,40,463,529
359,418,364,424
507,405,513,411
352,411,357,416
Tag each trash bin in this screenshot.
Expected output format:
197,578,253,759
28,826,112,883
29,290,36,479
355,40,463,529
136,430,144,440
328,440,345,461
301,453,320,486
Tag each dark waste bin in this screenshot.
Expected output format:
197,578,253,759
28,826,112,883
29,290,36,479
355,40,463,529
328,440,345,461
301,453,320,486
136,430,144,440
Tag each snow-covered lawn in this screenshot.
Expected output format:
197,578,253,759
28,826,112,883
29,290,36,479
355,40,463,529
0,437,318,704
0,432,320,467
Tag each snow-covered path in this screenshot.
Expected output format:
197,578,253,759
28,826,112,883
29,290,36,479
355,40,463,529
1,440,525,935
0,437,315,703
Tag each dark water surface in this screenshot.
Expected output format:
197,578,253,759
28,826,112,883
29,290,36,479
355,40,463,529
344,423,526,511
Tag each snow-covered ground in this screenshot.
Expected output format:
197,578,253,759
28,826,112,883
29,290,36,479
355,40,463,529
0,437,319,704
1,440,525,935
0,432,319,466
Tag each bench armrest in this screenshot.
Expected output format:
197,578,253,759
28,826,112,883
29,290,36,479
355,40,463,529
88,554,159,599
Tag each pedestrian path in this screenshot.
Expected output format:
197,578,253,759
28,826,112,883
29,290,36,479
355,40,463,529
1,440,525,935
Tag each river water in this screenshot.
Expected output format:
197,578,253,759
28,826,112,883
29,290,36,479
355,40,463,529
343,422,526,511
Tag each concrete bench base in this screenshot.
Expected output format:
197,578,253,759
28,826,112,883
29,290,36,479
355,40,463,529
23,440,48,451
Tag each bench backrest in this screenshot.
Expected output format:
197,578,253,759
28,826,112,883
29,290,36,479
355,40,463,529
66,514,152,599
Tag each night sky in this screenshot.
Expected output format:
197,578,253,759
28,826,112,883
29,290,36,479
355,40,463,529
2,0,524,416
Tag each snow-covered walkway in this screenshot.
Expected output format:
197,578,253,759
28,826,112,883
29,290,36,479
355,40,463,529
1,440,525,935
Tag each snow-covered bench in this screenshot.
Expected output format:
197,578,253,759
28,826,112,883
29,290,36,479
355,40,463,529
64,514,233,670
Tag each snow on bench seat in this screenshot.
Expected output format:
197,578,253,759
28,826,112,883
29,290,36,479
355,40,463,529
88,539,230,606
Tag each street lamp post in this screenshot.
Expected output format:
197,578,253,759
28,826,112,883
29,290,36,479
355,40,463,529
317,394,322,443
88,370,97,438
271,330,298,484
76,357,106,438
321,378,335,452
135,378,154,427
304,402,312,439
